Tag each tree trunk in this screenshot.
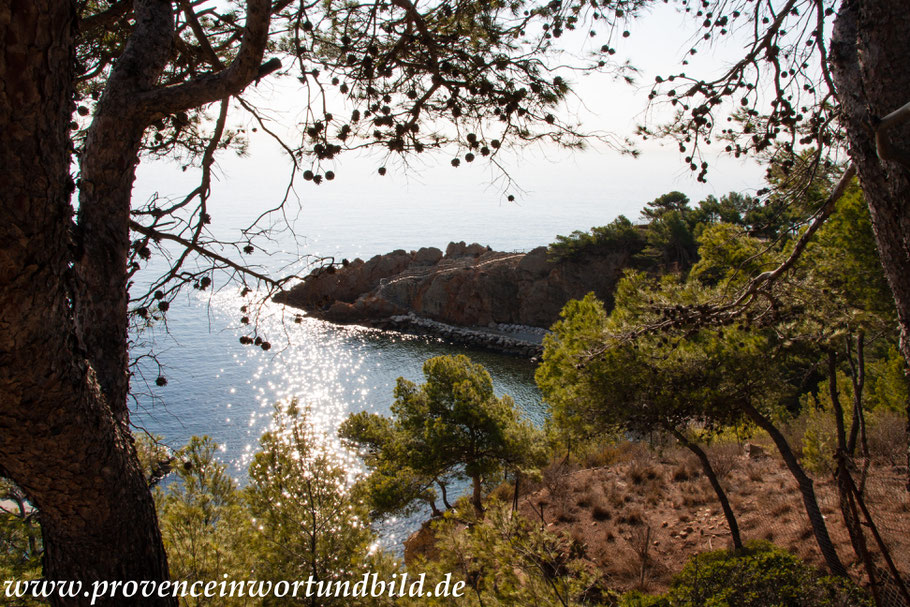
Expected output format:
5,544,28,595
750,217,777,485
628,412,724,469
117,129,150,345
738,403,847,576
471,474,484,517
669,428,743,550
831,0,910,371
436,478,452,510
74,0,175,423
0,2,175,605
828,353,881,604
512,472,521,514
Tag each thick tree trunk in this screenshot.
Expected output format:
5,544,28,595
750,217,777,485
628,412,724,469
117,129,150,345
74,0,175,422
831,0,910,370
0,2,175,605
738,403,847,576
669,428,743,550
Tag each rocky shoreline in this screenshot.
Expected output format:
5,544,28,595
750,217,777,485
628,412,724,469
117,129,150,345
275,240,634,357
381,312,547,358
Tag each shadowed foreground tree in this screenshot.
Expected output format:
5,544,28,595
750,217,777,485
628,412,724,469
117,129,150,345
2,0,910,604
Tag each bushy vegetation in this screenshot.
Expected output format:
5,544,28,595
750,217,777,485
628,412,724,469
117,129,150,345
621,542,871,607
538,171,909,599
547,215,647,263
547,187,798,269
2,171,906,606
156,403,393,607
340,354,547,518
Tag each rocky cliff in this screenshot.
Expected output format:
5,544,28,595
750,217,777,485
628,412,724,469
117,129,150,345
274,241,633,353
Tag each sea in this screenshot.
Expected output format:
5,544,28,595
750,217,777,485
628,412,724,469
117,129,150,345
129,139,762,546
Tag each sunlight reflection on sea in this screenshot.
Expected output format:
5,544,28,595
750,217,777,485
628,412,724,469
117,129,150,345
132,286,545,548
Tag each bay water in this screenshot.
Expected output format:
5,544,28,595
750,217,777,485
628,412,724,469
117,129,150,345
130,142,761,546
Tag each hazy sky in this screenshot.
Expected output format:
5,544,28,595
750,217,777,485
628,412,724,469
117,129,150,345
133,3,767,258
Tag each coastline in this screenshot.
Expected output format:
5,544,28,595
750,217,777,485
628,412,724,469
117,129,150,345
379,312,546,359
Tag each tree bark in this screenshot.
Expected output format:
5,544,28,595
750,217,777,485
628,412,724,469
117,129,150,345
669,428,743,550
74,0,175,422
3,0,277,601
471,474,484,517
831,0,910,371
512,472,521,514
436,478,452,511
0,1,175,605
738,403,847,576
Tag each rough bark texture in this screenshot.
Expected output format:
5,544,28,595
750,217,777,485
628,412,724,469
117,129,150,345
831,0,910,370
0,1,175,605
74,0,175,422
2,0,275,599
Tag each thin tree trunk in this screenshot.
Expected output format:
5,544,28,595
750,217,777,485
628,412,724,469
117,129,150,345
436,478,452,510
669,428,743,550
843,470,910,606
471,474,484,517
828,352,881,604
0,2,175,605
738,402,847,576
512,472,521,514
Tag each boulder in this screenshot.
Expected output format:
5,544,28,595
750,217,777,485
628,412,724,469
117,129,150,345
444,241,467,257
414,246,443,265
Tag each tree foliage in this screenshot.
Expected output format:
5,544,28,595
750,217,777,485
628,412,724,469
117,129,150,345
341,355,546,518
407,503,598,607
537,173,902,581
4,0,910,597
245,402,379,605
154,404,390,607
157,437,253,606
621,542,870,607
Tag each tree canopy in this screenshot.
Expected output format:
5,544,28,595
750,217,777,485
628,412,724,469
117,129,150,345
2,0,910,602
341,354,545,517
537,176,905,587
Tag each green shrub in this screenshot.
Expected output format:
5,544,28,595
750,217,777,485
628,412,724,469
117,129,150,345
623,541,870,607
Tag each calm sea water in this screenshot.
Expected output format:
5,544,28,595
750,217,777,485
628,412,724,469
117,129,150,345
129,141,762,545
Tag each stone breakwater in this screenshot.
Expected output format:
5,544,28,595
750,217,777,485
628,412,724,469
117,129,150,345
274,240,634,357
384,313,547,358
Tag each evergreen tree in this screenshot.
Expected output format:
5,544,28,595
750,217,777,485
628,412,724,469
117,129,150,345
342,355,546,518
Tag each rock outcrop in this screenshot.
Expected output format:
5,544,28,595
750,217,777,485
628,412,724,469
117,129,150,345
274,241,635,354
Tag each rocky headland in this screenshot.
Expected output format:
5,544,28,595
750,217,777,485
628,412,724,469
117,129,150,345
275,241,636,356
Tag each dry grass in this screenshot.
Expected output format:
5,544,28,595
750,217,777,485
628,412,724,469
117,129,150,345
627,457,661,485
769,500,793,517
867,410,908,466
592,502,612,521
706,442,742,479
506,439,910,596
